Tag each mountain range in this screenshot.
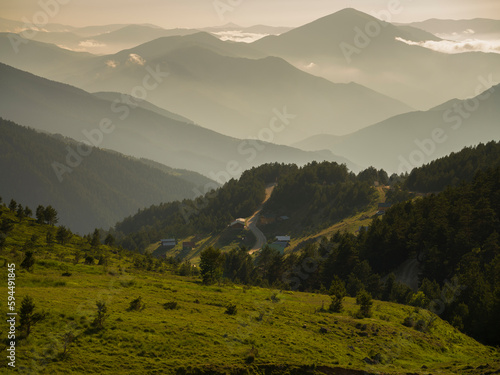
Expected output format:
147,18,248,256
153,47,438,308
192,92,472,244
0,31,414,144
0,62,356,177
253,8,500,109
0,17,290,55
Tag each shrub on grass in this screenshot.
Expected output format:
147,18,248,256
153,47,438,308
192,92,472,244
403,315,415,328
246,346,259,364
225,304,237,315
128,297,146,311
119,279,136,288
163,301,178,310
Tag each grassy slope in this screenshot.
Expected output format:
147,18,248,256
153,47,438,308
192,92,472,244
1,206,499,374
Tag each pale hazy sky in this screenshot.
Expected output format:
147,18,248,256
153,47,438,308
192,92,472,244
2,0,500,28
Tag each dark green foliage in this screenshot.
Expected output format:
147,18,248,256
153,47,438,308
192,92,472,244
367,166,500,344
90,229,100,249
19,296,46,337
357,167,389,185
8,199,17,211
223,247,254,284
225,304,237,315
92,301,108,330
36,205,45,224
23,206,32,218
104,234,115,247
405,141,500,193
0,219,14,236
20,250,35,271
163,302,178,310
255,246,283,287
266,161,374,227
329,276,346,312
44,205,59,226
128,297,146,311
56,226,72,245
269,292,280,303
200,247,223,285
403,315,414,328
356,290,373,318
177,260,194,276
16,204,25,219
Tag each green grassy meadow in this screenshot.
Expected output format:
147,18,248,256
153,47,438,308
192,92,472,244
1,207,499,374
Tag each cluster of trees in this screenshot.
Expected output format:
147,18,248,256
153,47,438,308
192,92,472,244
405,141,500,193
265,162,380,225
35,205,59,225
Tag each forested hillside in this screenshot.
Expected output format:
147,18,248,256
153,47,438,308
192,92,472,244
405,141,500,192
201,166,500,346
0,118,213,233
265,162,382,224
114,162,384,251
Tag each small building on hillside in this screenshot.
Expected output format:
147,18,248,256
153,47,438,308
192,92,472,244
230,218,246,229
161,239,177,248
275,236,291,243
269,235,291,254
183,241,196,251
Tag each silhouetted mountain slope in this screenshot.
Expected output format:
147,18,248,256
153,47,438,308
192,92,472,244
298,84,500,173
0,118,214,233
0,32,93,77
92,92,194,124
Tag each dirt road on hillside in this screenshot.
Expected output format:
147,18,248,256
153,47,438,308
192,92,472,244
248,184,276,254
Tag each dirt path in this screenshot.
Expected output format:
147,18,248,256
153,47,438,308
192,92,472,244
247,183,276,254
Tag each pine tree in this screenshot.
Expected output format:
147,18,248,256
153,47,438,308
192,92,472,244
19,296,46,337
